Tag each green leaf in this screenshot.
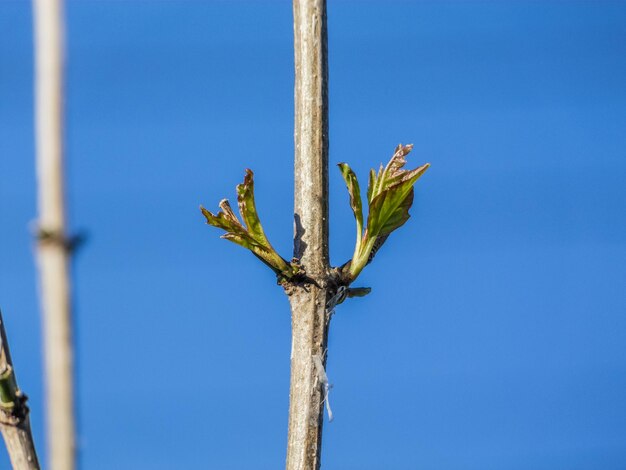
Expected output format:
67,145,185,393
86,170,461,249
338,163,363,229
340,144,430,282
367,169,376,203
367,164,428,237
236,169,270,246
201,170,295,279
338,163,364,254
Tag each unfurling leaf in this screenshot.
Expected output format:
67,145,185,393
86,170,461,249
338,163,364,254
339,144,429,282
201,169,299,281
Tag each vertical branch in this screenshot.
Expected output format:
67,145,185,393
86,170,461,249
292,0,329,269
0,310,41,470
32,0,76,469
287,1,330,469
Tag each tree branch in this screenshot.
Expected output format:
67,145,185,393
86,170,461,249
33,0,76,468
0,310,41,470
286,0,331,469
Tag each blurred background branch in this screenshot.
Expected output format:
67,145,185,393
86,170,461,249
33,0,76,468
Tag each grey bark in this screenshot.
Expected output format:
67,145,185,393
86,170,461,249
0,420,40,470
286,1,331,469
32,0,76,469
0,311,41,470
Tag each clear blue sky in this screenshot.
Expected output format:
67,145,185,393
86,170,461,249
1,1,625,468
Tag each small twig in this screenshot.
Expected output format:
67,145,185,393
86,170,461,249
0,310,41,470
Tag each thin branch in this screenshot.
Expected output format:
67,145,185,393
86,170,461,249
0,310,41,470
292,0,329,269
32,0,76,468
286,0,331,469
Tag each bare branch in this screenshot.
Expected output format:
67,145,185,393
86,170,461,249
0,310,41,470
33,0,76,468
286,1,331,469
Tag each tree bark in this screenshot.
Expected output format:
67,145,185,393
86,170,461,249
32,0,76,469
286,1,330,469
0,310,41,470
0,419,40,470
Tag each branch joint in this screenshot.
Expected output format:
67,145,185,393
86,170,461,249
35,227,86,254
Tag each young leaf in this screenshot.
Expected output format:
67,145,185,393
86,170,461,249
341,144,429,282
338,163,364,254
201,170,298,280
236,169,270,246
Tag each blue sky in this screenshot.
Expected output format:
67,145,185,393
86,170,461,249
1,1,625,468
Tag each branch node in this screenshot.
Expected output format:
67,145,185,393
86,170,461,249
35,227,87,254
0,391,29,427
